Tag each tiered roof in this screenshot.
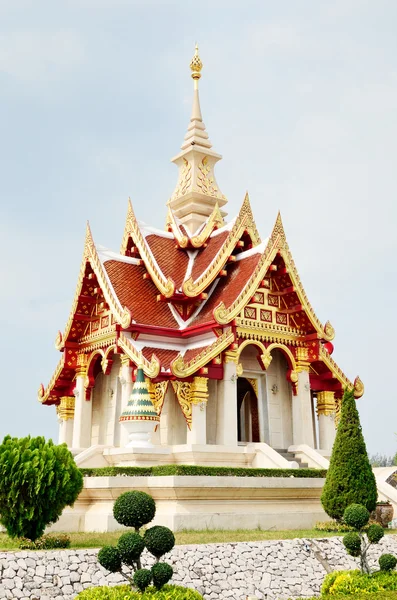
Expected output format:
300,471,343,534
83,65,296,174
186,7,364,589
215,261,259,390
38,47,363,406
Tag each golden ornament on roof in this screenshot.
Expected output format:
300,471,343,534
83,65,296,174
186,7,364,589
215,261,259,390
190,44,202,80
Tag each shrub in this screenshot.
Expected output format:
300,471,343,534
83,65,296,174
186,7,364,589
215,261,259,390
19,533,70,550
321,569,397,595
344,504,370,530
113,491,156,531
0,435,83,540
315,520,354,533
98,491,175,591
151,563,173,589
76,584,203,600
367,523,384,544
98,546,122,572
343,532,361,557
379,554,397,572
133,569,152,592
341,503,390,574
144,526,175,559
118,532,145,565
80,464,327,478
321,388,377,521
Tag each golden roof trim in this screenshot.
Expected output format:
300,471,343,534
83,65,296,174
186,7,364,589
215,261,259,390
120,199,175,297
319,344,363,398
165,208,189,248
38,355,65,404
182,193,261,297
170,328,235,377
118,332,160,378
190,203,224,248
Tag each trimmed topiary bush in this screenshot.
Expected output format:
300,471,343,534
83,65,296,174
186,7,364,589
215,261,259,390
367,523,384,544
144,526,175,559
76,584,203,599
97,491,176,592
379,553,397,572
321,388,377,521
0,435,83,541
133,569,152,592
113,491,156,531
344,504,370,530
343,532,361,557
151,563,173,590
321,569,397,595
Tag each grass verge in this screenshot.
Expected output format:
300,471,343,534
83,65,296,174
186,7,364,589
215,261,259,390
1,528,396,551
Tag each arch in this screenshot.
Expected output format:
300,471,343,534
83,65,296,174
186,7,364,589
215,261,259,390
237,339,267,358
265,343,296,372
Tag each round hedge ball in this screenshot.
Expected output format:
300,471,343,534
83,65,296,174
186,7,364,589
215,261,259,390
144,525,175,558
343,504,370,530
367,523,384,544
379,553,397,572
343,532,361,557
113,491,156,530
152,562,173,590
117,532,145,565
98,545,122,572
133,568,152,592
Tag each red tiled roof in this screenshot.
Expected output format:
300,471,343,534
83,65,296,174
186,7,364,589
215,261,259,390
191,254,262,326
103,260,178,329
141,347,179,370
183,345,209,363
190,232,229,281
145,234,189,290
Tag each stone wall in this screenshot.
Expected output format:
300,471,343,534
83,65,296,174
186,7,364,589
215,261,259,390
1,536,397,600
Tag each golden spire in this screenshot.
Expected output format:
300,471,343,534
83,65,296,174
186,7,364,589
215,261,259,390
190,44,203,84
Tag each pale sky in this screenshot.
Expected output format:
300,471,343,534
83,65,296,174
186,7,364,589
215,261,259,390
1,0,396,455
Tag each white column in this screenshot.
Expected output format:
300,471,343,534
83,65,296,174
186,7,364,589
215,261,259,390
72,369,92,450
119,356,134,447
216,354,238,446
58,396,75,447
317,391,336,452
187,377,208,445
292,365,314,447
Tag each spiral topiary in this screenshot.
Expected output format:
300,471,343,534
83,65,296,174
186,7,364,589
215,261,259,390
343,504,370,530
113,491,156,531
343,532,361,557
133,568,152,592
379,553,397,571
367,523,384,544
144,525,175,558
152,562,174,589
117,532,145,566
98,546,122,572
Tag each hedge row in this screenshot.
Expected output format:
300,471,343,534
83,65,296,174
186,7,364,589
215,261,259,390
80,464,327,478
294,595,397,600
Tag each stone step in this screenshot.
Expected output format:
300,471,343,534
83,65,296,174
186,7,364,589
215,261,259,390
276,449,309,469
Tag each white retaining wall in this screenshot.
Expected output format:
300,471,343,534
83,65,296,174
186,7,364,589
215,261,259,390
1,536,397,600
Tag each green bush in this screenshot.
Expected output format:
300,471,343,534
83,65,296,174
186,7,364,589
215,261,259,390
367,524,384,544
144,526,175,558
118,532,145,565
321,389,377,521
321,569,397,595
343,532,361,557
98,546,122,572
113,491,156,531
315,520,355,533
76,584,203,599
0,435,83,540
152,563,173,589
81,464,327,478
344,504,370,530
18,533,71,549
133,569,152,592
379,554,397,572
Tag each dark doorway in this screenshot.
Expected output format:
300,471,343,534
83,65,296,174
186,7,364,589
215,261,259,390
237,377,260,443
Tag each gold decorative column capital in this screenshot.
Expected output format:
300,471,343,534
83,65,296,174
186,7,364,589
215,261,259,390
296,347,309,362
317,391,336,416
76,353,88,377
57,396,75,421
191,376,209,406
224,349,239,364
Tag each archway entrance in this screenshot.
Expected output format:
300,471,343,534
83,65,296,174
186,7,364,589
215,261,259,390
237,377,260,443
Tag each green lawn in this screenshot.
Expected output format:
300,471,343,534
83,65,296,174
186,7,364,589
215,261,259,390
1,528,396,551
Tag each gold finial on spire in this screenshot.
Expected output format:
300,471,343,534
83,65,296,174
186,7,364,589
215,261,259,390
190,43,202,81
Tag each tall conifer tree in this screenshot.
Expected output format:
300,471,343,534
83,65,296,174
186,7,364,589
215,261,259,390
321,388,377,520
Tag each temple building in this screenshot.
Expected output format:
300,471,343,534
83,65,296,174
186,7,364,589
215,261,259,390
39,47,363,471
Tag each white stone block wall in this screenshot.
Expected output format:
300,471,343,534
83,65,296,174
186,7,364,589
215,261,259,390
1,536,397,600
